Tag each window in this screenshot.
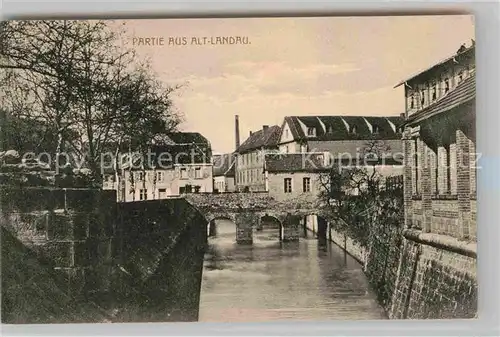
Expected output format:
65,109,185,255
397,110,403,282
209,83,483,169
303,177,311,192
158,188,167,198
157,171,164,182
444,78,450,93
414,139,419,195
180,168,188,179
327,126,333,133
373,126,379,134
140,189,147,200
285,129,289,138
195,167,202,179
351,126,357,134
458,71,463,83
420,90,425,105
285,145,289,153
284,178,292,193
138,172,144,181
307,127,315,136
432,84,437,101
410,95,415,109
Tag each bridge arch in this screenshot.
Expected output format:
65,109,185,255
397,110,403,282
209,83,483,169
301,212,330,242
205,212,237,237
258,213,284,240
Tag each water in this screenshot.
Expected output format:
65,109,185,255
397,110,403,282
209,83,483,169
199,219,387,322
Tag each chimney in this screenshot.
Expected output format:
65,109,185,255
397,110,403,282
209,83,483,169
263,125,269,131
249,131,253,137
235,115,240,151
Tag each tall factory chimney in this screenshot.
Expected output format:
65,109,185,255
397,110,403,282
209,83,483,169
235,115,240,151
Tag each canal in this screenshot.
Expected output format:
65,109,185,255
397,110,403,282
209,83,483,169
199,219,387,322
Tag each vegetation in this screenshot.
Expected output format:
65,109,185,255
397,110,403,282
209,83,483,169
1,20,183,184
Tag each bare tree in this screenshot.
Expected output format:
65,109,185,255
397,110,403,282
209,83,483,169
1,20,183,183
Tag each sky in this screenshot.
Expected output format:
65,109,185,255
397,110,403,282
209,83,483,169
119,15,475,154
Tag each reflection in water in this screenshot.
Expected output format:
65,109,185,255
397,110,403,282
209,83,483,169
199,219,387,322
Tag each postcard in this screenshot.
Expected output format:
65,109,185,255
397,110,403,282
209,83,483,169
0,15,476,324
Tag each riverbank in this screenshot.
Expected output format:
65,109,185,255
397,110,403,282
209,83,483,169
306,220,477,320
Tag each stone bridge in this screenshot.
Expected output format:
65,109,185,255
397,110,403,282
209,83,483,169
184,193,329,244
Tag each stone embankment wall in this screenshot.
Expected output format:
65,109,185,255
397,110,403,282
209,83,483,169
1,185,207,323
1,186,118,297
328,226,477,319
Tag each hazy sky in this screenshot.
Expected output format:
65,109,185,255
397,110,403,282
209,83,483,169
121,15,475,153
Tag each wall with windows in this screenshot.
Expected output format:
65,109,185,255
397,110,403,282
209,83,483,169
404,127,476,241
404,48,475,117
174,164,213,194
213,175,235,193
122,169,176,202
266,171,321,202
235,149,276,191
308,139,403,161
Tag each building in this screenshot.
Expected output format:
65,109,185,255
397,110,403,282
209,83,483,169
278,115,404,161
263,152,329,202
212,153,236,193
234,124,281,192
105,132,213,202
397,41,476,240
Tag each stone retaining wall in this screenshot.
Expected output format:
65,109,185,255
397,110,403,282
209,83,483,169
328,224,477,319
1,185,207,323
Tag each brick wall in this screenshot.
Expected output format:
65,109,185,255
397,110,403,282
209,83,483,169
0,186,117,296
389,231,477,319
1,185,208,323
392,115,477,319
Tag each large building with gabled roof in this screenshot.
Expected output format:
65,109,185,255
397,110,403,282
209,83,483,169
278,115,404,162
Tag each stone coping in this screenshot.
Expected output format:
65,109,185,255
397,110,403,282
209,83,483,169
403,228,477,258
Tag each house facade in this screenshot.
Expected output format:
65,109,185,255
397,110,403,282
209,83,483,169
398,42,476,240
212,153,236,193
263,152,329,202
235,125,281,192
105,132,213,202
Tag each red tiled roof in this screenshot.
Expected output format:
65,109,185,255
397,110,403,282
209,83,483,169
237,125,281,154
405,72,476,125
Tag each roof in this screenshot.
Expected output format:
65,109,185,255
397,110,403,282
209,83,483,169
281,115,403,142
404,71,476,125
213,153,236,177
237,125,281,154
163,132,210,145
394,44,475,88
118,132,212,170
264,153,330,173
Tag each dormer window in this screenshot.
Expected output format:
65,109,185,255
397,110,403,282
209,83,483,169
458,71,463,83
351,126,357,134
307,127,315,136
327,126,333,133
373,126,379,134
432,83,437,101
444,78,450,93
